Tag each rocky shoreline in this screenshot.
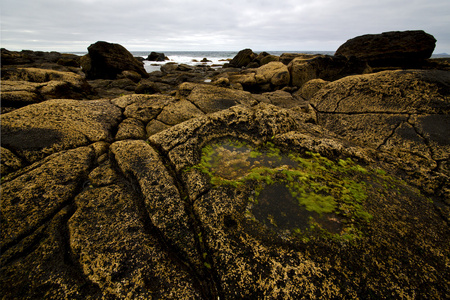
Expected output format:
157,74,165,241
1,30,449,299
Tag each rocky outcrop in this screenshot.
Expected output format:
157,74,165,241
335,30,437,67
288,55,371,88
1,68,93,113
1,37,449,299
0,48,80,68
81,41,149,80
1,90,448,298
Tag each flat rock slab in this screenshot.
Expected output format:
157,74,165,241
1,99,122,164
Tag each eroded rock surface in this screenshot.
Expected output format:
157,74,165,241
1,50,449,299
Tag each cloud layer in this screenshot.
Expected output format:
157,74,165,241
1,0,449,53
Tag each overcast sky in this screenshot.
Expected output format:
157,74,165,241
1,0,449,53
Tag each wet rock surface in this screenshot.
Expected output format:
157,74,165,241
1,35,450,298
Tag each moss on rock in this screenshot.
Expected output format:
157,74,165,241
187,138,378,243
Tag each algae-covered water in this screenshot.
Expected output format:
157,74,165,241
190,138,377,242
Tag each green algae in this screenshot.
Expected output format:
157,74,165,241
188,138,379,242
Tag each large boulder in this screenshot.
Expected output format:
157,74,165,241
288,55,371,88
81,41,149,79
229,49,257,68
335,30,437,67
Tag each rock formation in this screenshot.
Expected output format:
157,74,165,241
288,55,371,88
335,30,437,67
80,41,149,80
228,48,257,68
1,33,449,299
0,67,93,113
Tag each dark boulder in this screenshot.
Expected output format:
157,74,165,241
147,52,167,62
229,49,257,68
81,41,149,79
288,55,371,88
335,30,437,67
135,81,161,94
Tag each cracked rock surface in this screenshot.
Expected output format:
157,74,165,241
1,72,449,299
310,69,450,201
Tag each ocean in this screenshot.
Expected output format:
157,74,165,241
70,50,335,73
69,50,449,73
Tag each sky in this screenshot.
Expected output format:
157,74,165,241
1,0,449,53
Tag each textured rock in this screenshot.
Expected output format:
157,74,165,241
113,94,174,123
288,55,371,88
1,99,122,163
1,146,95,249
279,53,320,65
0,62,449,299
148,104,449,298
81,41,149,79
260,90,303,109
1,49,80,67
1,68,93,111
229,49,257,68
335,30,437,67
298,78,329,100
182,83,259,113
134,81,161,94
156,99,205,125
310,69,450,200
255,61,290,87
115,118,146,140
259,54,280,65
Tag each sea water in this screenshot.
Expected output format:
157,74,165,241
137,50,336,72
70,50,336,73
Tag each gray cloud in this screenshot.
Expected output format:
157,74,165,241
1,0,449,53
